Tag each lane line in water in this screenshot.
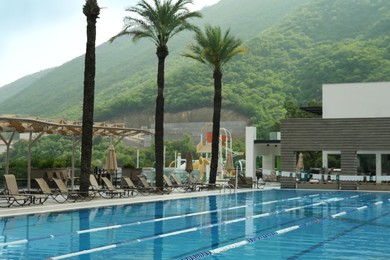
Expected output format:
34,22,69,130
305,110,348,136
0,192,326,248
180,198,388,259
49,244,117,260
331,212,346,218
256,193,320,206
286,210,390,260
172,192,372,259
49,194,355,259
0,204,247,247
0,239,28,247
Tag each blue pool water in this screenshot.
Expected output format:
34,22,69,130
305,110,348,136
1,190,390,259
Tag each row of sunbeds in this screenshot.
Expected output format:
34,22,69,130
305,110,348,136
164,173,214,192
0,173,220,208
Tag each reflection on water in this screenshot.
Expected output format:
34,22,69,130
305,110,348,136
209,195,219,249
154,201,164,260
79,210,90,260
3,190,389,259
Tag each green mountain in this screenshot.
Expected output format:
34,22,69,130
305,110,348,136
0,68,53,105
1,0,390,133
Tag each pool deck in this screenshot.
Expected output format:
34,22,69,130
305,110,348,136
0,185,280,218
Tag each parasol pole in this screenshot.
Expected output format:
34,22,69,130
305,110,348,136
235,165,238,193
137,149,140,168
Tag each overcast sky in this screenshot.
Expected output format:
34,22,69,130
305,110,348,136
0,0,220,88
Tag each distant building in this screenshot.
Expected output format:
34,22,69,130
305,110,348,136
246,82,390,182
152,121,248,143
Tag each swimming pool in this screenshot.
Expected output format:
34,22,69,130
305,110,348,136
1,189,389,259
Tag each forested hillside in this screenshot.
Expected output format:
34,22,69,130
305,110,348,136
1,0,390,134
0,68,53,105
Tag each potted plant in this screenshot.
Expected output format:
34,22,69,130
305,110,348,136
122,161,142,181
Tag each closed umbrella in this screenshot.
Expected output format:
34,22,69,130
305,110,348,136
105,144,118,185
185,152,193,174
296,152,304,172
198,156,209,181
185,152,193,184
225,151,234,177
217,157,223,179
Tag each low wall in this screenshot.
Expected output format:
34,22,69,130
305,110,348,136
30,168,70,188
297,182,339,190
297,182,390,191
31,168,69,179
358,183,390,191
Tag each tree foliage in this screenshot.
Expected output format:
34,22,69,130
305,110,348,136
183,25,244,184
0,134,198,176
1,0,390,138
110,0,202,189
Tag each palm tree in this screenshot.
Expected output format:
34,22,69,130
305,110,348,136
183,25,245,184
80,0,100,194
110,0,201,189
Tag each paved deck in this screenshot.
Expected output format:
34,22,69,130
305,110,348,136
0,186,279,218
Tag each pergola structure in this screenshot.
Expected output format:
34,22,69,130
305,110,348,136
0,115,153,190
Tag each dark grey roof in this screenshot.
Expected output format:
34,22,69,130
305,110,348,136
254,140,281,144
300,106,322,116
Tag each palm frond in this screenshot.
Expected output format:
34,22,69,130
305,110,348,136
111,0,201,47
183,25,245,71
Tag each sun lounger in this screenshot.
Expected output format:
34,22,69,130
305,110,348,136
121,177,141,196
235,174,254,188
0,193,16,208
188,174,210,191
163,175,188,193
163,175,174,187
170,174,195,192
255,178,266,189
100,177,127,198
52,178,90,202
54,170,70,186
3,174,32,206
4,174,49,206
35,178,91,203
89,175,124,198
35,178,53,196
35,178,67,202
138,175,171,194
45,171,55,182
191,174,204,184
187,174,223,191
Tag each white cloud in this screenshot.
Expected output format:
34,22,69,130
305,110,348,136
0,0,220,88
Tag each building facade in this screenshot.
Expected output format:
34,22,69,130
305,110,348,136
246,82,390,182
281,82,390,181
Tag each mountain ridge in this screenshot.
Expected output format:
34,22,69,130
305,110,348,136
1,0,390,133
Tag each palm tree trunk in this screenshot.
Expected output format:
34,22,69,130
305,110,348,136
80,1,100,194
155,45,169,189
209,70,223,184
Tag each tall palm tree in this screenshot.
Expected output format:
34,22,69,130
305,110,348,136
80,0,100,194
110,0,201,189
183,25,245,184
